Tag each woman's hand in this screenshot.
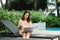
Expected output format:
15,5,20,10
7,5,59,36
34,26,38,28
18,26,24,30
21,27,24,30
18,27,20,29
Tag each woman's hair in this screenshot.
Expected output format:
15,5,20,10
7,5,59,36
21,10,30,22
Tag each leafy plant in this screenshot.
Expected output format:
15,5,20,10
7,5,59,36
0,9,60,28
44,14,60,28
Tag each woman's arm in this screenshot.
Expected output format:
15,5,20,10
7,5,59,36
18,19,22,29
30,21,33,27
30,21,38,28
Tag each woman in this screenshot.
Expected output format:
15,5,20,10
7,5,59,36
18,10,33,38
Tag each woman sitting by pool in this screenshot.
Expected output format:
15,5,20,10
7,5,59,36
18,10,34,38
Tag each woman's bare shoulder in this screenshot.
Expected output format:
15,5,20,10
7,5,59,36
19,19,23,22
30,20,32,23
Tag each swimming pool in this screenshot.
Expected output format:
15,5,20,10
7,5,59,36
46,28,60,31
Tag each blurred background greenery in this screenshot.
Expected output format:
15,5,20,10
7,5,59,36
0,9,60,27
0,0,60,33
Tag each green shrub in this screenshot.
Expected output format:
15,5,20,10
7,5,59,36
0,9,23,25
0,9,60,28
30,10,46,23
0,9,46,26
44,14,60,28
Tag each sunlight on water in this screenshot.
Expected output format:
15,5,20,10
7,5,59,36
46,28,60,31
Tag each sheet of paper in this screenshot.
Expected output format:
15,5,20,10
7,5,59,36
34,21,41,27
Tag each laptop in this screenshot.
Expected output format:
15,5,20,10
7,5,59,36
24,27,34,32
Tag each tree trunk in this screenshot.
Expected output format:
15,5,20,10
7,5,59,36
5,0,8,9
0,0,2,9
56,0,59,17
1,0,3,9
1,0,6,9
34,0,37,10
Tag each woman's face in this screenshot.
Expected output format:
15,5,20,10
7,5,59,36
24,13,29,19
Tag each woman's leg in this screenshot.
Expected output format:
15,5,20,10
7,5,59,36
20,33,26,38
26,32,31,38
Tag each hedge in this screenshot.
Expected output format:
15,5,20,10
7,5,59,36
0,9,46,26
0,9,60,28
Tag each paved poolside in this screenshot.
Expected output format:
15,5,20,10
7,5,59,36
32,30,60,35
32,30,60,40
0,30,60,40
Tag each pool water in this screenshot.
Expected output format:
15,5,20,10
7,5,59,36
46,28,60,31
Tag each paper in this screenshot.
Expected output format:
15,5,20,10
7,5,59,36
34,21,41,27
